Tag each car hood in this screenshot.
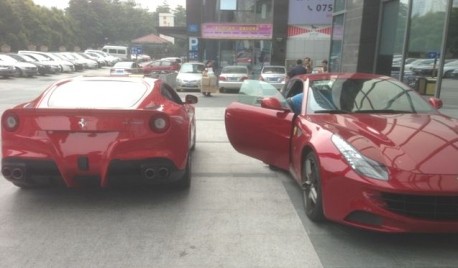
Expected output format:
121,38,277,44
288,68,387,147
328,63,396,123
317,113,458,174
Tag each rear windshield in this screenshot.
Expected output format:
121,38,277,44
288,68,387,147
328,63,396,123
222,67,248,74
46,80,148,108
114,62,134,68
180,63,205,73
262,67,286,74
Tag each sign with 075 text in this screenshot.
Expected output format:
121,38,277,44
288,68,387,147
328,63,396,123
288,0,333,25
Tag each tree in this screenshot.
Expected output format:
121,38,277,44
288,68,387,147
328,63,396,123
0,0,185,52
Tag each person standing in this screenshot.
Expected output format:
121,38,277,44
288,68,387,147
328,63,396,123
287,59,308,78
303,57,313,73
321,59,328,72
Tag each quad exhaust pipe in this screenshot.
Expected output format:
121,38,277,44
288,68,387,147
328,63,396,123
143,167,170,180
2,167,25,180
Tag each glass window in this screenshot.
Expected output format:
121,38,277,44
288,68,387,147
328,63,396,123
179,63,205,73
330,14,344,72
161,83,183,104
442,3,458,79
377,1,408,79
334,0,346,13
306,78,434,113
46,80,148,108
237,80,285,107
407,1,447,71
218,0,273,23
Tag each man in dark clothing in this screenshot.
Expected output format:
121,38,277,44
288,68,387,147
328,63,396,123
287,59,307,78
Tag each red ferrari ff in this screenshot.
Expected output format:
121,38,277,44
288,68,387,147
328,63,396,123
225,74,458,233
1,76,198,189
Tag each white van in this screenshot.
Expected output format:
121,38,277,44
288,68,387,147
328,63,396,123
102,45,129,60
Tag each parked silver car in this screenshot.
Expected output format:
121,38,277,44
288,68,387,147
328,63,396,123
175,62,206,92
0,60,16,78
218,65,250,93
258,65,287,90
0,54,38,77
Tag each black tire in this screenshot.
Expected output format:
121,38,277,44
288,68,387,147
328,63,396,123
190,126,196,151
301,152,325,222
175,154,191,189
443,70,452,78
220,87,225,93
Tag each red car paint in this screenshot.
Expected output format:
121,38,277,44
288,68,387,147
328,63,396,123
141,60,181,74
225,73,458,233
1,76,198,188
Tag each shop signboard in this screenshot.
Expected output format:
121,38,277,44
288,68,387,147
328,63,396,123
201,23,273,40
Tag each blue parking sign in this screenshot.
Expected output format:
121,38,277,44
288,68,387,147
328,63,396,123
131,46,143,55
427,51,440,59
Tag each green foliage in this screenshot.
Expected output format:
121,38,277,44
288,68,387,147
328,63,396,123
409,11,446,54
0,0,186,52
446,7,458,57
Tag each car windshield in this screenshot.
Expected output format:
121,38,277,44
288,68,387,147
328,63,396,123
222,66,248,74
114,62,134,68
262,67,285,74
307,78,435,114
26,53,48,61
180,63,205,73
46,80,148,108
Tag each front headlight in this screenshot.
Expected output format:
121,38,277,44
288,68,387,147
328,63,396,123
331,135,388,180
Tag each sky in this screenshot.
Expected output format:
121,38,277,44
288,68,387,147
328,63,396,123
32,0,186,11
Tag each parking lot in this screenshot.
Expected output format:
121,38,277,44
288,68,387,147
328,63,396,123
0,68,457,268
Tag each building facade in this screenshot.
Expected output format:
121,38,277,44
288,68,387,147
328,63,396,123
330,0,458,105
183,0,458,108
186,0,288,71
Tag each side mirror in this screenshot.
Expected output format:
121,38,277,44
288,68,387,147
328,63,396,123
260,97,289,111
185,94,198,104
428,97,443,109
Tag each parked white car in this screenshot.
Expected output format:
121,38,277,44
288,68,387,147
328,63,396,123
0,60,16,78
218,65,250,93
0,54,38,77
175,62,206,92
258,65,287,90
18,51,74,73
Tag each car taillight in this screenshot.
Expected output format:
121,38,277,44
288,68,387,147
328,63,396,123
219,76,227,81
2,112,19,132
241,76,248,81
149,114,170,133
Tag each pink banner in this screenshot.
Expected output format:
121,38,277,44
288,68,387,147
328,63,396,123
202,23,273,40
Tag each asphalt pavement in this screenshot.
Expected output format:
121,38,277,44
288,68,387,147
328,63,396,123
0,69,457,268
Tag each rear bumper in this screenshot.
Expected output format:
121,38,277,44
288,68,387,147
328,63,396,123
219,81,243,90
176,85,200,91
2,157,185,188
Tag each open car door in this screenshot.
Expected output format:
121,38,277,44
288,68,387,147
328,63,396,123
225,80,295,170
